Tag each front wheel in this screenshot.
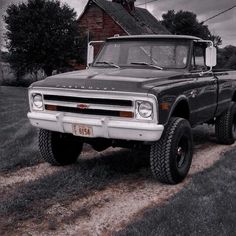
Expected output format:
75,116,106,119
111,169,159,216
150,117,193,184
39,129,83,165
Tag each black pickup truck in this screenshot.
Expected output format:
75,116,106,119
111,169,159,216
28,35,236,184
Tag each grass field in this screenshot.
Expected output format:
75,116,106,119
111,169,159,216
0,86,40,172
1,86,236,236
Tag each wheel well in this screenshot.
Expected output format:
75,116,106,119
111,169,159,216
171,100,190,120
232,91,236,102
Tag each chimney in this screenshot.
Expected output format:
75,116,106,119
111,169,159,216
112,0,136,13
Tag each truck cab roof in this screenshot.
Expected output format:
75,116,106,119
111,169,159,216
107,34,201,41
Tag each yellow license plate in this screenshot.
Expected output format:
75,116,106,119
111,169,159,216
72,124,93,137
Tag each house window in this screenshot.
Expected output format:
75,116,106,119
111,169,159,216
96,16,103,29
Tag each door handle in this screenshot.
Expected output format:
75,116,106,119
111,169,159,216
190,90,197,98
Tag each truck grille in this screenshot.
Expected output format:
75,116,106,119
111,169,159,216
43,94,134,118
44,95,132,106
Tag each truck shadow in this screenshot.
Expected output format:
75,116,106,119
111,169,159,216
76,124,216,175
192,124,217,145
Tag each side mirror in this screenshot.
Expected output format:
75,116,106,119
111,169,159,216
206,46,217,67
87,44,94,66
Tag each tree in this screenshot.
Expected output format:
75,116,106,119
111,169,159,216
217,45,236,69
161,10,222,46
4,0,80,77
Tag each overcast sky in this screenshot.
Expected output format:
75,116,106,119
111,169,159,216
1,0,236,49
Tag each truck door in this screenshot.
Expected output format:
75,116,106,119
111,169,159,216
189,42,217,124
214,72,233,116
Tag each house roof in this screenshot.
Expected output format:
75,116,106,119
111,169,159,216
80,0,169,35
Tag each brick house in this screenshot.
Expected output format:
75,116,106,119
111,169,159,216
76,0,169,68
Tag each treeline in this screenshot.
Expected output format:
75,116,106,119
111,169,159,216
161,10,236,70
217,45,236,70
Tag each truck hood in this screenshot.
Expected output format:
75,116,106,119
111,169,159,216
31,68,188,93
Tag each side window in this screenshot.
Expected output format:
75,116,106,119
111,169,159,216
191,44,206,71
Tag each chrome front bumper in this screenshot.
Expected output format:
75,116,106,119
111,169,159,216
28,112,164,142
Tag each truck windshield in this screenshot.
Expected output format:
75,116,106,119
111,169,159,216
93,40,190,69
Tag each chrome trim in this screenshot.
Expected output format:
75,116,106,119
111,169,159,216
30,92,44,111
44,100,133,112
28,111,164,141
29,87,158,123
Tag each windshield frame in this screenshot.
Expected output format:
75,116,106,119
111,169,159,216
92,38,192,70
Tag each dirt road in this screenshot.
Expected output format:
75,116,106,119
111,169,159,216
0,86,236,235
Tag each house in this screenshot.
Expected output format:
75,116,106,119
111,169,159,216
78,0,169,39
76,0,169,68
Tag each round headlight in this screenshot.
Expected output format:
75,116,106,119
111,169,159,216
33,94,43,108
138,101,153,118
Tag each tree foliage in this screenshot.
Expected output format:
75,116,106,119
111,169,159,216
217,45,236,70
161,10,236,69
4,0,80,76
161,10,222,46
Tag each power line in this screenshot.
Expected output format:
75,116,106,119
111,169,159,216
137,0,236,24
136,0,159,7
202,4,236,23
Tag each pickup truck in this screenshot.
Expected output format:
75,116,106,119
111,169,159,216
28,35,236,184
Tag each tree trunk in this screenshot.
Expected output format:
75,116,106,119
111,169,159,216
0,63,4,82
0,51,4,82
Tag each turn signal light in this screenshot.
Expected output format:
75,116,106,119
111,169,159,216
160,102,170,110
119,111,134,118
45,105,57,111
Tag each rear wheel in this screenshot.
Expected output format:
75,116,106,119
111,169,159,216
39,129,83,165
215,103,236,145
150,117,193,184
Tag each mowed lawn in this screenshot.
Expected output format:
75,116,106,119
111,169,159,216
0,86,40,172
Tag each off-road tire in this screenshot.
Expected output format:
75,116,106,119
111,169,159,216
150,117,193,184
215,102,236,145
39,129,83,165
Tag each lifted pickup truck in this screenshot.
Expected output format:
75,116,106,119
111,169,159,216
28,35,236,184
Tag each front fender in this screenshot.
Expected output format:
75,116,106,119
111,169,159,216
161,95,189,125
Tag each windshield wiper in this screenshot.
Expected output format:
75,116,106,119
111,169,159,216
130,62,163,70
96,61,120,69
